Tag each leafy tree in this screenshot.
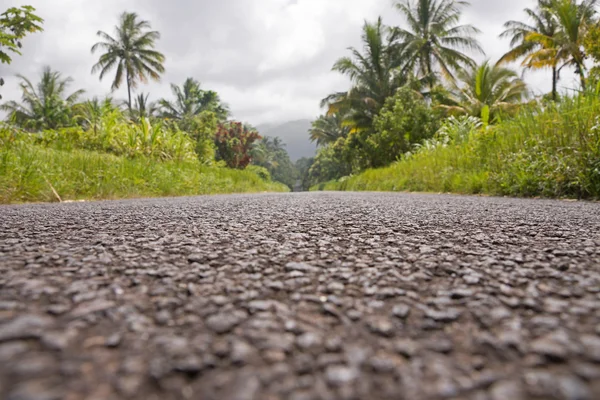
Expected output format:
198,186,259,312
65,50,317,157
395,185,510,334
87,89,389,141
322,18,408,132
500,1,561,100
0,5,43,99
307,140,354,185
252,136,297,188
91,12,165,111
393,0,483,84
159,77,229,122
1,66,84,130
371,87,441,167
295,157,315,191
440,61,529,122
526,0,597,90
309,113,350,147
215,122,261,169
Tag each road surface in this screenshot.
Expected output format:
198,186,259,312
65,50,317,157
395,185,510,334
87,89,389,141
1,192,600,400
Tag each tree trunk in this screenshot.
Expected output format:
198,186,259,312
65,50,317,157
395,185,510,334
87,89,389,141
579,66,586,92
127,71,132,112
552,65,558,101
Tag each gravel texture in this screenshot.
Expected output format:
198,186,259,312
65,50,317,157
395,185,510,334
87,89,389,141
1,192,600,400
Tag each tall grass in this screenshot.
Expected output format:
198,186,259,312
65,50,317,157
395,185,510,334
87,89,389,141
0,142,288,204
318,94,600,199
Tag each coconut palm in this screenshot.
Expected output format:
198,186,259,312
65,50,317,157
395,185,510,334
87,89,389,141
393,0,483,84
128,93,159,122
0,66,84,130
499,1,561,100
533,0,598,90
159,78,229,121
322,18,409,131
441,61,529,122
309,113,350,147
91,12,165,111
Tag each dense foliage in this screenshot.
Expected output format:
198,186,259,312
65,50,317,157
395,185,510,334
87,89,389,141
303,0,600,199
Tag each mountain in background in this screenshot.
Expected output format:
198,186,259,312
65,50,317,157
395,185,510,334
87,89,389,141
256,119,316,162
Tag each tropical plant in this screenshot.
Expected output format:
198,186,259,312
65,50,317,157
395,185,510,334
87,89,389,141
128,92,159,122
322,18,409,132
73,97,116,135
159,77,229,122
370,87,441,166
215,122,261,169
440,61,529,123
393,0,483,83
500,1,561,100
525,0,597,90
309,113,350,147
251,136,297,188
0,5,43,99
91,11,165,111
1,66,84,130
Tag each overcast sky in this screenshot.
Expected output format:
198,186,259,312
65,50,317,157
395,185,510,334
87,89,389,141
1,0,581,125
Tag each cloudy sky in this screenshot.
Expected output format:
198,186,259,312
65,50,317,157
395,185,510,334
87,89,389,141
2,0,581,125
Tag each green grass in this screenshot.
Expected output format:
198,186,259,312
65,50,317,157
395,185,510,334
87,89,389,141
0,144,288,204
316,95,600,199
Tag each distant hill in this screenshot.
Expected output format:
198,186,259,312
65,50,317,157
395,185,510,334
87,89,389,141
256,119,316,162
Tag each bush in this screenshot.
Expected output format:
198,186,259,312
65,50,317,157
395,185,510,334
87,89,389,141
322,93,600,199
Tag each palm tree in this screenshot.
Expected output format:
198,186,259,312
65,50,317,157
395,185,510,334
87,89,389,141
393,0,483,84
499,1,561,100
535,0,598,90
322,18,408,131
1,66,84,130
91,12,165,111
440,61,529,122
73,97,116,134
128,93,159,122
159,78,229,121
309,113,350,147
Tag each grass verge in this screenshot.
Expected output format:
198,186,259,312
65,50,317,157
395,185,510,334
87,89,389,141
0,144,288,204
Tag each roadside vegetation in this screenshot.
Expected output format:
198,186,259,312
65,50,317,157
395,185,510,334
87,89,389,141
0,7,290,204
304,0,600,199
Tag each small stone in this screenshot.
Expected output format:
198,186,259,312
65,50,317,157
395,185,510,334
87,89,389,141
424,308,461,322
325,336,343,352
580,335,600,363
106,332,122,348
231,340,255,365
174,355,204,374
296,332,322,350
263,349,286,363
0,341,29,361
187,253,204,263
426,337,453,354
394,339,419,358
154,310,171,326
325,365,357,386
366,317,394,337
224,369,261,400
392,304,410,319
346,309,362,321
450,288,473,299
0,315,54,342
285,262,318,273
45,304,70,316
205,312,245,334
464,275,481,285
69,299,116,319
490,380,524,400
530,337,568,361
41,331,73,351
212,338,230,357
326,282,344,293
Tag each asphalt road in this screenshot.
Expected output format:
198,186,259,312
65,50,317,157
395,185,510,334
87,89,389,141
1,192,600,400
